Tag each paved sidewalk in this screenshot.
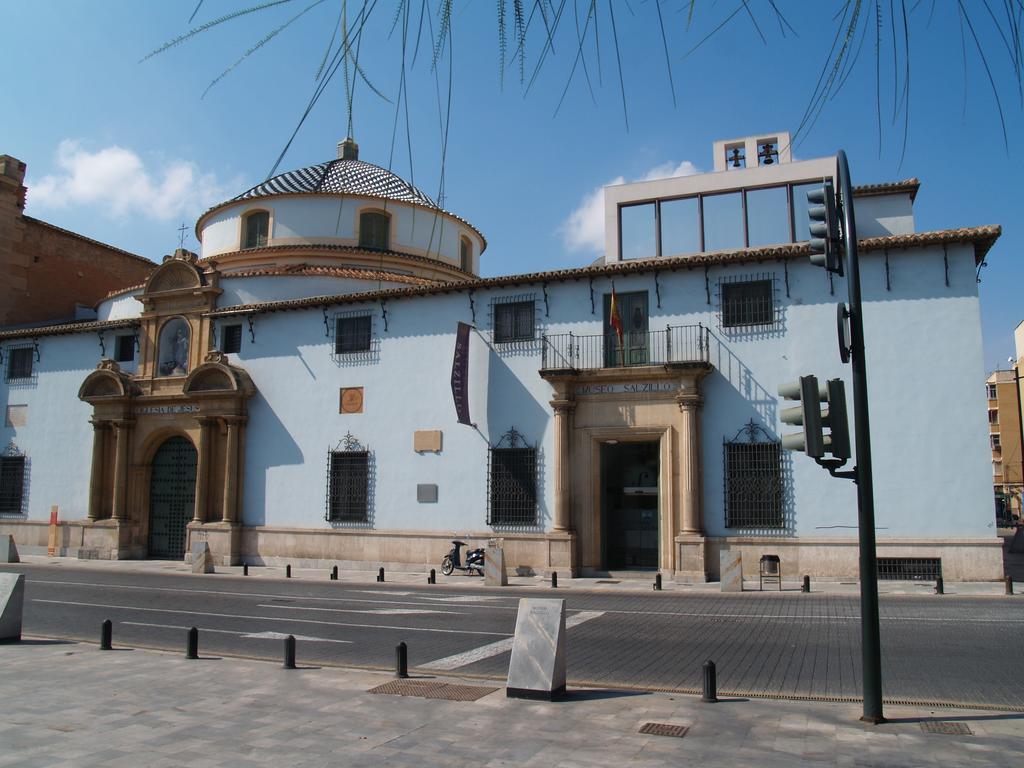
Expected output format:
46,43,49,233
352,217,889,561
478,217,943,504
16,554,1020,596
2,639,1021,767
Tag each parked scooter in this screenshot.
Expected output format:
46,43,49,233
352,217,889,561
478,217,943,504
441,540,484,576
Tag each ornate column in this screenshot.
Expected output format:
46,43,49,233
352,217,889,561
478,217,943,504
676,392,704,535
551,398,576,532
87,420,109,521
193,417,215,523
110,420,133,522
221,417,240,523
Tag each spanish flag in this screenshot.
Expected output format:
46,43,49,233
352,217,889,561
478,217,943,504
609,287,624,346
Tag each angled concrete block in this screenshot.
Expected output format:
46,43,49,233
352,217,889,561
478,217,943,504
484,547,508,586
0,535,19,563
720,551,743,592
191,542,215,574
506,598,566,699
0,573,25,642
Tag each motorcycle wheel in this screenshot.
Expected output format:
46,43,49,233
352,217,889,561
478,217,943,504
441,556,454,576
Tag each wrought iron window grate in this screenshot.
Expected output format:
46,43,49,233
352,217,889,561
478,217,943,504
877,557,942,581
326,433,370,523
330,311,379,364
221,324,243,354
0,454,26,516
490,294,538,346
5,345,35,381
724,422,783,528
487,428,537,527
718,274,778,331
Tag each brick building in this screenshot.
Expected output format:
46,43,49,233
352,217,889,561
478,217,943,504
0,154,155,327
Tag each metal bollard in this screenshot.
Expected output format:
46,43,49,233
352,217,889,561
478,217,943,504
551,571,558,588
377,567,385,583
285,564,292,578
100,619,112,651
395,641,409,678
653,573,662,591
186,627,199,659
701,660,718,703
428,568,436,585
243,563,249,576
935,576,944,595
331,565,338,581
1006,576,1014,595
283,635,296,669
802,575,811,593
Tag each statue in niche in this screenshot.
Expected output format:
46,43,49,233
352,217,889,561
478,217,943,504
158,318,190,376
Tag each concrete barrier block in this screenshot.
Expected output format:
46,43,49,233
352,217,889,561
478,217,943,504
0,573,25,642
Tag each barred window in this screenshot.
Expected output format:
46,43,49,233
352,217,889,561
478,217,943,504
327,450,369,523
222,324,243,354
335,315,372,354
724,423,783,528
494,301,535,344
5,346,33,381
359,211,390,250
721,278,773,328
243,211,269,249
114,334,135,363
487,428,537,526
0,455,25,515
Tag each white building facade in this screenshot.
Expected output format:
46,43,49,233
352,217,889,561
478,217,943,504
0,133,1003,581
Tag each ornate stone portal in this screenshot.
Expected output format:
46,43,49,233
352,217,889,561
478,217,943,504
77,252,254,563
542,362,712,581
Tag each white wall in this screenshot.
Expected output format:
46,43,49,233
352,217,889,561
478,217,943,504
218,275,419,308
96,291,143,321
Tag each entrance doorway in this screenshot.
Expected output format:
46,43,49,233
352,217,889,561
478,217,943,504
601,441,659,569
148,436,197,559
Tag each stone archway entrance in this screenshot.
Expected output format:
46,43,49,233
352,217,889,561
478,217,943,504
148,436,197,559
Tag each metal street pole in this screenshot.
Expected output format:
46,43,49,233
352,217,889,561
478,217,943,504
1013,363,1024,519
836,150,884,724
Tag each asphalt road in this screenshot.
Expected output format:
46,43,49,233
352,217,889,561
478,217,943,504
5,564,1023,708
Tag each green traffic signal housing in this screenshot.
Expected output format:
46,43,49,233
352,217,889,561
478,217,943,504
779,375,852,461
807,180,843,276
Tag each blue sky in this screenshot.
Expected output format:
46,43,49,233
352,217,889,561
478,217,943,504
4,2,1023,372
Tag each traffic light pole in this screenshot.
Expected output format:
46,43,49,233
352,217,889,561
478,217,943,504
837,150,885,724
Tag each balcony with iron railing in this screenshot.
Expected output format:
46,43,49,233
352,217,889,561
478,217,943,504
540,324,710,372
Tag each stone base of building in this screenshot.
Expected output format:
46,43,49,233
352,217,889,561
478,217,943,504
187,522,243,566
674,534,711,582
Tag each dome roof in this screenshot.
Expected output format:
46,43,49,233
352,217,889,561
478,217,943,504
230,158,438,207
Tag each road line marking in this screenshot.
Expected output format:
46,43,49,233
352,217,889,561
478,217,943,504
121,622,352,644
257,604,463,616
31,599,511,636
421,610,605,671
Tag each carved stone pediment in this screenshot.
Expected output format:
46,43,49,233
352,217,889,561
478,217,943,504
183,358,255,396
79,360,140,401
144,259,203,295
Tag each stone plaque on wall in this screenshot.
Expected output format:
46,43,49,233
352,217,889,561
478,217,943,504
413,430,442,452
339,387,364,414
4,405,26,427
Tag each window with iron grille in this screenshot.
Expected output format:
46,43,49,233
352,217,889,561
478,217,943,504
493,300,535,344
5,346,34,381
335,315,372,354
720,277,775,328
359,211,390,250
0,454,25,515
243,211,269,249
114,334,136,363
487,428,537,526
877,557,941,581
222,324,243,354
326,436,369,523
724,422,783,528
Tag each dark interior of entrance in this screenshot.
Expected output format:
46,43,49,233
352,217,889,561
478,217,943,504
601,441,659,570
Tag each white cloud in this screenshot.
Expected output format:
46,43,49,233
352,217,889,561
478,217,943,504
559,160,700,255
31,140,232,221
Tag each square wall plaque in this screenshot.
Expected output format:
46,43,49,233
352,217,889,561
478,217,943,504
5,405,27,427
414,430,442,452
339,387,364,414
417,484,438,503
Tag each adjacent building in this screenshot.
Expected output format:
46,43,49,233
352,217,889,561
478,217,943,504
0,133,1005,581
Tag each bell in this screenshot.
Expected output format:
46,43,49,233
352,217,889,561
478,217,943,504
729,147,744,168
759,142,776,165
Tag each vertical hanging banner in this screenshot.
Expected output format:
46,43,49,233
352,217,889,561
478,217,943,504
451,322,473,426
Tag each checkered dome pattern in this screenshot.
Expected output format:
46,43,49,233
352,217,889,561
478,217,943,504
233,159,437,207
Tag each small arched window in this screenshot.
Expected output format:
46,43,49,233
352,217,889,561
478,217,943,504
243,210,269,250
359,211,390,251
460,236,472,272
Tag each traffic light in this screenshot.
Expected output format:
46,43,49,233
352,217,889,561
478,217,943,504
807,180,843,276
779,375,852,461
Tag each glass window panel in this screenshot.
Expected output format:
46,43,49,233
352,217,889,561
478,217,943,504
791,182,824,242
745,186,790,247
620,203,656,260
659,197,700,256
702,192,744,251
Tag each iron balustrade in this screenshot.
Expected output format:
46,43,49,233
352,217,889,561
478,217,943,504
541,324,708,371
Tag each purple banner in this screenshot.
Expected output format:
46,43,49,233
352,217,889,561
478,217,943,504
451,322,472,426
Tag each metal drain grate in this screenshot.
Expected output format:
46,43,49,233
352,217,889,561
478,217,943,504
639,722,689,738
369,680,498,701
920,721,972,735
